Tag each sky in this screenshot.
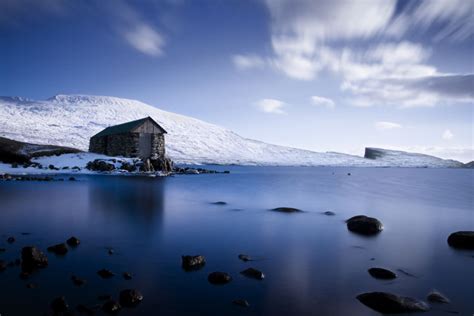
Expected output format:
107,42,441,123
0,0,473,162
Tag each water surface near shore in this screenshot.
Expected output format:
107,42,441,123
0,167,473,315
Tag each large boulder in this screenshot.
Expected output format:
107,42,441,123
447,231,474,249
368,267,397,280
346,215,383,236
208,272,232,284
427,290,450,304
240,268,265,280
119,289,143,307
181,255,206,271
86,159,115,172
357,292,430,313
21,246,48,270
151,157,174,173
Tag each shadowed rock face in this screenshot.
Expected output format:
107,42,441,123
357,292,430,313
427,290,450,303
447,231,474,249
346,215,383,236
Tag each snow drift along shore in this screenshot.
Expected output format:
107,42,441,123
0,95,464,167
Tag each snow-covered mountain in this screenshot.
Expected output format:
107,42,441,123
0,95,464,167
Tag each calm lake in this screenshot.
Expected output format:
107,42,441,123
0,167,473,315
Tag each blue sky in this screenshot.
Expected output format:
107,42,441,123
1,0,473,162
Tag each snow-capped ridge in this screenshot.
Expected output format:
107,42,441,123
0,94,465,167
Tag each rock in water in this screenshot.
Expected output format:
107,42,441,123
21,246,48,269
357,292,430,313
240,268,265,280
71,275,87,286
97,269,115,279
323,211,336,216
0,260,7,271
238,254,251,262
271,207,303,213
211,201,227,205
123,272,132,280
7,236,15,243
47,243,68,255
76,304,95,315
208,272,232,284
233,299,250,307
67,236,80,247
119,289,144,307
346,215,383,235
50,296,69,314
368,267,397,280
102,300,121,314
447,231,474,249
427,290,450,303
181,255,206,271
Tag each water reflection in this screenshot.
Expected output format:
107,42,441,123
88,176,165,234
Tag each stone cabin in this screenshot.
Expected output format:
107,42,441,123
89,117,167,159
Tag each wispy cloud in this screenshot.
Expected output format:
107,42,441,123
442,129,454,140
232,54,265,70
375,121,402,130
311,96,335,109
123,23,165,57
255,99,286,114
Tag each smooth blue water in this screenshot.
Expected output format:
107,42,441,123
0,167,473,315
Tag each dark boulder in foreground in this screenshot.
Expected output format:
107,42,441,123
240,268,265,280
97,269,115,279
427,290,450,303
233,299,250,307
119,289,144,308
208,272,232,284
346,215,383,235
102,300,121,314
271,207,303,213
357,292,430,313
67,236,80,247
447,231,474,249
181,255,206,271
50,296,69,314
47,243,68,255
368,267,397,280
21,246,48,269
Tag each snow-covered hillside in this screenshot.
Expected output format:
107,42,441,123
0,95,464,167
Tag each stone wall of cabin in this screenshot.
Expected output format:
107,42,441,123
89,133,139,157
151,133,165,159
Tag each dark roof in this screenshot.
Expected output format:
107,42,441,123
92,117,167,138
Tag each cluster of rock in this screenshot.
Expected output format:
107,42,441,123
180,252,264,307
0,234,144,315
0,174,77,182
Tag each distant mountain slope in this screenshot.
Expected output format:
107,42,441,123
0,95,464,167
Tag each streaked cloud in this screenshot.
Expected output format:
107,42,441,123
232,54,265,70
310,96,335,109
256,99,286,114
375,121,402,131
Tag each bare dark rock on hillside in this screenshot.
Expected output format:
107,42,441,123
182,255,206,271
208,272,232,284
357,292,430,313
346,215,383,235
447,231,474,249
86,160,115,172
